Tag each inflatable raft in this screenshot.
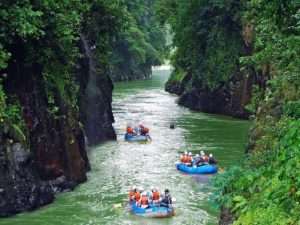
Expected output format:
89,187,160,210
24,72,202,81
124,133,150,142
176,163,218,174
130,202,174,218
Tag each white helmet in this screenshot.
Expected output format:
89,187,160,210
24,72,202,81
188,152,192,156
209,154,213,157
184,151,188,154
200,151,205,156
142,192,147,196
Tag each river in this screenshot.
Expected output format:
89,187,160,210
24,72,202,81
0,69,250,225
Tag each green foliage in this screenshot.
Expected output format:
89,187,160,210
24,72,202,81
215,119,300,225
167,68,186,83
110,0,167,78
160,0,243,90
0,0,166,146
284,101,300,119
0,82,26,143
212,0,300,224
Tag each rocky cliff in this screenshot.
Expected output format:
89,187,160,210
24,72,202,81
165,23,260,119
163,0,262,119
0,37,93,216
76,35,116,145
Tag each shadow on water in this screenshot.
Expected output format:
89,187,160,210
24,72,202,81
0,69,250,225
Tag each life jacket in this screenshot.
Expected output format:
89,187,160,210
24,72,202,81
186,155,192,163
182,155,188,163
180,155,185,163
152,191,160,201
127,127,134,134
203,155,209,162
134,192,141,201
140,196,149,206
140,126,149,135
129,191,135,200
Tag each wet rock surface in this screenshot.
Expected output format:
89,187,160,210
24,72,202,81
166,70,257,119
0,142,54,217
76,34,116,145
0,33,116,217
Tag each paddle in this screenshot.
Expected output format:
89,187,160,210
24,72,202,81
113,203,123,209
146,134,152,142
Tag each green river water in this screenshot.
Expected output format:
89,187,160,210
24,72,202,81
0,69,250,225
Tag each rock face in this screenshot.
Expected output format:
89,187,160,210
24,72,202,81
166,69,257,119
165,23,258,119
4,43,90,185
178,70,257,119
110,60,152,82
76,35,116,145
0,33,116,216
0,142,54,217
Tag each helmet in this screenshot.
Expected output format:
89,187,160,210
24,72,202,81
188,152,192,156
184,151,188,155
142,192,147,196
209,154,213,157
196,154,200,157
200,151,205,156
164,189,170,193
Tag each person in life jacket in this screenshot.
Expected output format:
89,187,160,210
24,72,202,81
126,125,136,135
150,187,160,204
160,189,172,208
138,192,149,208
180,151,188,163
200,151,209,163
194,153,205,166
208,153,217,165
185,152,193,165
139,124,150,136
132,187,142,202
129,186,137,202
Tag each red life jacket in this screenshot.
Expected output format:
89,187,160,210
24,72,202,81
140,196,149,206
127,127,134,134
182,155,188,163
140,126,149,135
152,191,160,201
186,156,192,163
134,192,141,201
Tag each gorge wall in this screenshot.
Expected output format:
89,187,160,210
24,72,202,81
0,0,165,217
163,1,261,119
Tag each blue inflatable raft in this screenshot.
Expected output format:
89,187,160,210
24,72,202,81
130,202,174,218
124,133,150,142
176,163,218,175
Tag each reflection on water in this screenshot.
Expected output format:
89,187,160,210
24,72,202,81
0,69,249,225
